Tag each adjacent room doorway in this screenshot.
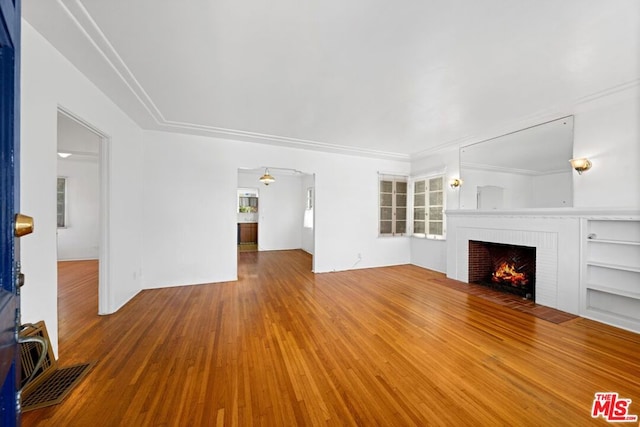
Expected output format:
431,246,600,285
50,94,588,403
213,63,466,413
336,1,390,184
56,108,111,316
237,168,316,272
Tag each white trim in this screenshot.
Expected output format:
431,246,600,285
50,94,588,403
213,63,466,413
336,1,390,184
56,176,68,228
98,135,111,315
446,208,640,219
57,106,112,315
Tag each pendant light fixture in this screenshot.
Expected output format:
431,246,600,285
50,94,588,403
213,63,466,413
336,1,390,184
259,168,275,185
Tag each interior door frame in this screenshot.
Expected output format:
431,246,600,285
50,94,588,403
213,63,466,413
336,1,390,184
57,107,111,315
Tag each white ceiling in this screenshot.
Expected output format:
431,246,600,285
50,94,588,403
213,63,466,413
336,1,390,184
24,1,640,160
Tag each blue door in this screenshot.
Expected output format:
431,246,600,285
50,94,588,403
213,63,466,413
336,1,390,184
0,0,22,425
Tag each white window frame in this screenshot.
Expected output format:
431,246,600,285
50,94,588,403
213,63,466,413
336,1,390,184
304,187,314,228
410,174,446,240
305,187,313,210
378,174,408,237
57,176,68,228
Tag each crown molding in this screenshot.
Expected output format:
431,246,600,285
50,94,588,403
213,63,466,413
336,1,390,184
54,0,410,162
58,0,167,124
158,120,411,160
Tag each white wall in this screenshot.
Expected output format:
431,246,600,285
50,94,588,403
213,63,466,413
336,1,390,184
56,158,99,260
141,131,411,289
259,174,303,251
573,90,640,209
21,22,145,355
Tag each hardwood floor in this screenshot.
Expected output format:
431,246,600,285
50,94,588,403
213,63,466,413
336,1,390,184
23,251,640,426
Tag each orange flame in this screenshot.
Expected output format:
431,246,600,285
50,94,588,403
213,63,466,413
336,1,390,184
492,262,528,286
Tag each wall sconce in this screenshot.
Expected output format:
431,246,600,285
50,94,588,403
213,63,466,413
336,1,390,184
449,178,463,189
259,168,275,185
569,158,592,175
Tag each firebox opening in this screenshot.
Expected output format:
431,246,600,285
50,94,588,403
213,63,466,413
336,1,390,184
468,241,536,300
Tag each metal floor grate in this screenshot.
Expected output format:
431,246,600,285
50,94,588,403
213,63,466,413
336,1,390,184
22,361,96,412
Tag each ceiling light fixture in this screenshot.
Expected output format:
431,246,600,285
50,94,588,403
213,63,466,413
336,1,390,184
569,158,592,175
259,168,275,185
57,152,72,158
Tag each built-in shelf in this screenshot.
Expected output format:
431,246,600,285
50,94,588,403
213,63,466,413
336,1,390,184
584,284,640,301
585,261,640,273
580,218,640,333
587,238,640,246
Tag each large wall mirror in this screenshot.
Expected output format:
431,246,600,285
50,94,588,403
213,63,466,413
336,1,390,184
459,116,574,210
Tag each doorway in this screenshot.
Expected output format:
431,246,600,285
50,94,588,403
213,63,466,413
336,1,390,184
56,108,110,316
237,187,259,252
237,168,316,272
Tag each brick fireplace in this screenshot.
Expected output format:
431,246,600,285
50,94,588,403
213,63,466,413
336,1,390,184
445,208,640,331
468,240,536,300
445,209,582,313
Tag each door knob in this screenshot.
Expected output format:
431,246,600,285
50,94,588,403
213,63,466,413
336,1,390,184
15,213,34,237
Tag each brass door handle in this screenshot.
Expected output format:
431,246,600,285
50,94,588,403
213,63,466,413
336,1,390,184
15,213,34,237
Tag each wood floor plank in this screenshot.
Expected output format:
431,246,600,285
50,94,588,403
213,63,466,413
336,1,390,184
22,250,640,426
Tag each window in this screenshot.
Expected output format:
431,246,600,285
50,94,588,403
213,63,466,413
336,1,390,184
57,177,67,228
413,175,445,238
379,175,407,236
305,187,313,210
304,187,314,228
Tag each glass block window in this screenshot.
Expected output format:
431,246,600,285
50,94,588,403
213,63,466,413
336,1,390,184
413,175,445,238
379,175,407,236
57,177,67,228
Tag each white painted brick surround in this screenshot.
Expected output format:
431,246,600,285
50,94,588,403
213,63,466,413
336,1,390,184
446,209,583,314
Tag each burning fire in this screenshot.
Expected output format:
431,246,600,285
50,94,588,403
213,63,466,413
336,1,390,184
492,262,528,287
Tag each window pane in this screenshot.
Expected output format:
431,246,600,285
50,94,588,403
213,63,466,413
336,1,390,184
395,181,407,194
429,207,443,221
429,192,443,206
414,180,425,194
306,188,313,209
380,180,393,193
414,193,425,207
429,222,443,235
414,208,425,219
414,221,425,234
429,177,443,191
396,194,407,207
396,221,406,234
57,177,66,228
396,207,406,220
380,193,393,206
380,221,392,234
380,207,393,220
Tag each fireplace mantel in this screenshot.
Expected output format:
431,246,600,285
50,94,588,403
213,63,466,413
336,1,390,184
446,207,640,219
